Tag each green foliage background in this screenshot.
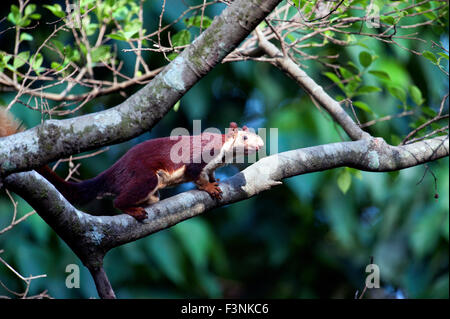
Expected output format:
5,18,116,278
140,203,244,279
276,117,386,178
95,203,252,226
0,0,448,298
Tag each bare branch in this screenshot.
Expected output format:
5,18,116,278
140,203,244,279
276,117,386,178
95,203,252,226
254,27,370,141
402,114,449,145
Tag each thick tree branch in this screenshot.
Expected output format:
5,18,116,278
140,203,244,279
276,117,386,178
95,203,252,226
88,266,116,299
4,136,448,284
0,0,283,179
254,28,371,141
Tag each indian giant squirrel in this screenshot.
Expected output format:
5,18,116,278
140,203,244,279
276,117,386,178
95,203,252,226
0,109,264,220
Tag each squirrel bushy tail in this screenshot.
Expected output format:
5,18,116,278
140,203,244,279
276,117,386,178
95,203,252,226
0,108,101,205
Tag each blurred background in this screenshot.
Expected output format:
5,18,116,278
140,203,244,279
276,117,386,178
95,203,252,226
0,0,448,298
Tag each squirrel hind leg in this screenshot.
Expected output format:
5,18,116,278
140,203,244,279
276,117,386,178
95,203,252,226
122,191,160,221
113,173,159,221
122,207,148,221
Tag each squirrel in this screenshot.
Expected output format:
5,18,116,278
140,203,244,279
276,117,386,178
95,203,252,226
0,108,264,221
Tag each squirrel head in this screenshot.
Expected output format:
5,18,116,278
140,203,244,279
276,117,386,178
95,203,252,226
224,122,264,156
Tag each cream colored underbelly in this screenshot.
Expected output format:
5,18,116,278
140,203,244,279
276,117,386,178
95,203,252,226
130,166,189,206
156,165,188,188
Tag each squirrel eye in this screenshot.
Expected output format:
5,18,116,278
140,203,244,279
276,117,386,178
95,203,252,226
243,135,248,140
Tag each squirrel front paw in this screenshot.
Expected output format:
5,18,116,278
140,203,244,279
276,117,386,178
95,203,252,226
124,207,148,221
198,182,223,200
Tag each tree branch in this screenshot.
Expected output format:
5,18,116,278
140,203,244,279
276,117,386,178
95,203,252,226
254,27,371,141
3,136,448,297
88,266,116,299
0,0,283,179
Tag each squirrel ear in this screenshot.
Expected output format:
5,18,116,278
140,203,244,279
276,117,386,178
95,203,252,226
242,125,248,131
227,122,239,138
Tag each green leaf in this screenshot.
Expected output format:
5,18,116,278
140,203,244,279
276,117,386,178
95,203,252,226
388,86,406,104
51,61,63,71
339,67,354,79
24,4,36,16
344,79,360,97
388,170,400,180
43,4,65,18
7,5,21,25
356,41,369,49
390,134,401,146
84,23,98,36
79,43,87,56
421,106,437,117
7,12,18,25
167,52,178,61
171,30,191,47
20,33,33,42
106,33,127,41
81,0,96,9
122,21,141,40
20,18,32,27
184,15,213,29
32,53,43,72
356,86,381,94
432,24,445,35
173,101,180,112
409,85,424,106
13,51,30,69
359,51,372,68
337,170,352,194
0,53,12,72
346,167,362,180
423,11,437,21
112,6,129,21
258,20,267,29
347,61,360,73
380,16,395,25
51,40,65,53
29,13,41,20
292,0,299,7
10,4,20,16
323,72,344,90
422,50,437,64
323,72,340,84
353,101,374,114
1,53,11,62
437,52,449,60
69,49,80,62
91,45,111,63
322,30,335,40
369,70,390,81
